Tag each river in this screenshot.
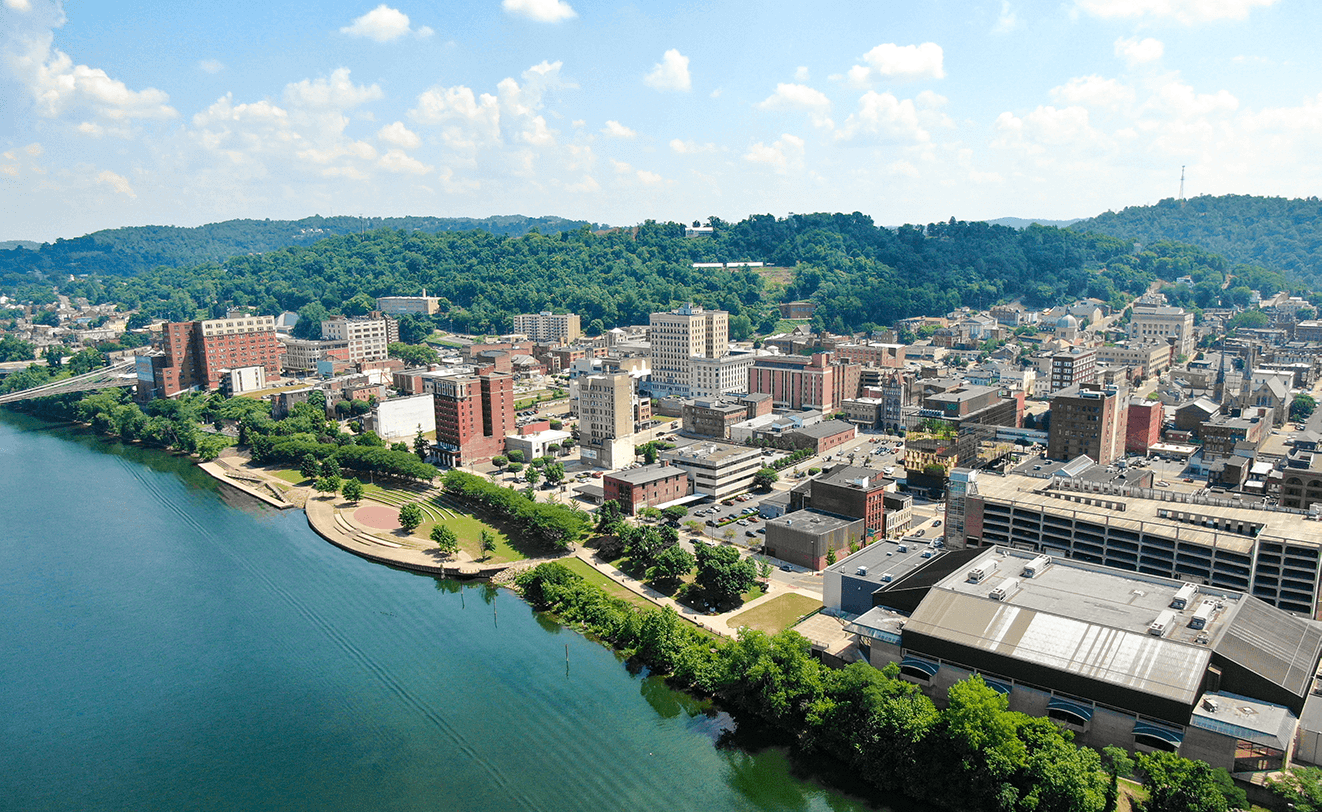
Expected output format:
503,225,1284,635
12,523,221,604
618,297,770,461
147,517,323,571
0,413,930,812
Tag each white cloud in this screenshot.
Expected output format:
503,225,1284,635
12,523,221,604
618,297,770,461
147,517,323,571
1076,0,1277,23
340,5,427,42
992,105,1106,154
284,68,383,110
378,148,432,175
836,91,930,143
8,26,177,121
853,42,945,83
198,59,225,74
758,82,832,128
794,66,810,82
601,120,636,138
502,0,577,23
743,133,805,173
992,1,1021,33
378,121,421,148
1051,75,1136,109
1146,79,1238,118
95,169,135,198
636,169,663,184
5,0,32,11
644,49,691,92
1114,36,1164,66
670,139,715,154
409,61,569,152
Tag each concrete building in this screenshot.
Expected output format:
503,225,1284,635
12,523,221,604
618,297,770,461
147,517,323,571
1200,408,1270,461
368,393,436,440
748,353,861,412
779,301,816,320
279,337,350,372
1048,385,1126,465
220,365,267,396
847,547,1322,772
1049,348,1098,393
579,372,636,469
376,296,441,316
512,312,581,344
945,467,1322,617
822,537,949,615
504,425,572,462
789,464,894,540
777,419,858,455
764,510,865,571
647,303,728,397
1130,305,1196,358
688,352,757,399
603,464,692,515
428,372,514,467
833,343,905,368
1096,342,1173,379
659,440,763,500
1126,399,1164,455
139,313,281,399
321,316,391,364
682,398,751,440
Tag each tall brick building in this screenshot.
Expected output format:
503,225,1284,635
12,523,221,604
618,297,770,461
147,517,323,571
748,352,861,412
139,313,281,399
1125,399,1163,454
428,372,514,467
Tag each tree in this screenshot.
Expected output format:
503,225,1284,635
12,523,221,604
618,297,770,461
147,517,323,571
491,455,508,468
314,474,341,494
549,419,563,430
524,465,541,486
1293,393,1317,421
647,544,695,586
507,450,525,463
300,453,321,481
638,506,662,522
825,546,837,566
643,443,658,464
1268,766,1322,812
543,462,565,485
1134,750,1228,812
684,519,704,536
398,502,424,533
341,477,364,503
530,456,546,469
431,524,459,556
508,461,523,474
662,505,689,522
596,499,625,534
389,342,440,367
694,541,756,606
753,467,779,490
480,529,497,559
413,428,430,460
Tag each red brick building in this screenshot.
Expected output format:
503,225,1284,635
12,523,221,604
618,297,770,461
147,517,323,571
140,314,281,399
603,464,692,515
748,353,861,412
1126,399,1163,454
430,372,514,467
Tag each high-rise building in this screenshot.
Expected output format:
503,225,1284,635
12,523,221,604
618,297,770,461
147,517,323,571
748,353,861,412
1047,384,1126,465
427,372,513,467
688,352,756,399
322,316,391,364
579,372,635,469
139,313,281,399
1049,348,1097,393
1129,305,1195,358
512,312,581,344
647,303,728,397
1125,399,1163,454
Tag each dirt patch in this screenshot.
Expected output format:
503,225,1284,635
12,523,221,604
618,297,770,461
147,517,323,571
354,504,402,530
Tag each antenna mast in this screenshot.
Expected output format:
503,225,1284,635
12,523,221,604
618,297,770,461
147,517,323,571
1179,166,1185,203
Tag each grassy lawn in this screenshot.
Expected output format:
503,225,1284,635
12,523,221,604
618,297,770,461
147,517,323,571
762,318,810,336
727,593,821,634
559,558,654,609
1116,778,1147,812
266,466,310,485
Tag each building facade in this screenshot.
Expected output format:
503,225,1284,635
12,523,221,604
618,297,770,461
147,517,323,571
141,314,281,398
428,372,514,467
659,441,763,500
321,316,391,364
579,372,635,469
1129,305,1196,358
647,303,729,397
688,352,756,399
603,464,692,515
1048,385,1126,465
376,296,441,316
748,353,861,412
512,312,582,344
1126,399,1163,454
1049,349,1098,393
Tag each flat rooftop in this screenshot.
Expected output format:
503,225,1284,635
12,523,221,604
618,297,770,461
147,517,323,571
816,464,890,491
604,464,686,486
788,419,856,439
825,537,943,588
662,440,760,465
973,471,1322,550
767,509,861,535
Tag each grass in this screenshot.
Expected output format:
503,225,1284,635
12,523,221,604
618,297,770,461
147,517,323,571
1115,778,1147,812
762,318,810,336
266,466,310,485
726,593,821,635
559,558,655,609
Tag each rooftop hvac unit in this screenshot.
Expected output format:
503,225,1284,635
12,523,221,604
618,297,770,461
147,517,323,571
1190,600,1217,630
1149,609,1176,637
1171,582,1198,610
856,566,868,576
1021,555,1052,578
968,562,996,584
880,573,893,583
989,578,1019,601
898,544,908,553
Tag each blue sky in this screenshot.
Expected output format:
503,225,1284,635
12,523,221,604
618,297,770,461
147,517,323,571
2,0,1320,242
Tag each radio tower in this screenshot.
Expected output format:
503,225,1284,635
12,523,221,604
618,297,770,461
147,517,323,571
1179,166,1185,204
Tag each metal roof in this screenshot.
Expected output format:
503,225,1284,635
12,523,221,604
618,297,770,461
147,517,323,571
1214,596,1322,698
903,589,1212,705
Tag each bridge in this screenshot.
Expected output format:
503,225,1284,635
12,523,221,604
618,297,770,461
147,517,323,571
0,359,138,404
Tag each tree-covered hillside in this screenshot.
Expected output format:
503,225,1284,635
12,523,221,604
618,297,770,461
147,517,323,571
5,212,1293,335
1072,194,1322,281
0,214,595,279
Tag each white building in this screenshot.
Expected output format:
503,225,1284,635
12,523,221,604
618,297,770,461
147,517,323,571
1128,305,1195,358
322,316,390,364
222,365,267,395
659,440,763,500
689,352,756,399
369,393,435,440
647,303,728,398
376,296,441,316
505,428,572,461
512,312,581,344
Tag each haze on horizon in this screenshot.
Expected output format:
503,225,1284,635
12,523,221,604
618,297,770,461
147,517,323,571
3,0,1320,244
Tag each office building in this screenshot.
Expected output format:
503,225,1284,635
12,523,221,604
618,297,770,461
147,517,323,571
648,303,728,397
321,316,391,364
139,313,281,399
1047,385,1126,465
659,440,763,500
748,353,861,412
279,337,350,372
1126,399,1163,454
512,312,581,344
376,295,441,316
579,372,635,469
689,352,757,399
764,511,865,571
603,464,693,515
428,372,514,467
789,464,898,540
368,393,435,440
1049,348,1097,393
1129,305,1195,358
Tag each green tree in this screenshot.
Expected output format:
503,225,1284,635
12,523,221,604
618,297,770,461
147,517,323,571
543,461,565,485
646,544,695,587
1268,766,1322,812
684,519,704,536
299,453,320,480
480,529,497,559
662,505,689,522
1292,393,1317,421
341,477,364,503
507,450,525,463
491,455,508,468
694,541,756,606
430,523,459,556
1134,750,1228,812
825,546,837,566
413,428,430,460
753,467,779,490
398,502,424,533
314,474,341,494
524,465,541,486
596,499,625,534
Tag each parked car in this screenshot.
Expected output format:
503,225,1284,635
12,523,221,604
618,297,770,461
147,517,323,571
933,520,942,527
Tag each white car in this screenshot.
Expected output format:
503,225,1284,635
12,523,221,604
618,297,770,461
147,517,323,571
883,466,895,476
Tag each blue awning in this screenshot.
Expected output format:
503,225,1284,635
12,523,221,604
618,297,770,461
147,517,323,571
981,677,1012,696
1133,721,1184,746
899,656,939,678
1047,697,1094,722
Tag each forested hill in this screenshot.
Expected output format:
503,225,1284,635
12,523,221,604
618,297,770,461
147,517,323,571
0,214,594,278
1071,194,1322,281
31,212,1287,336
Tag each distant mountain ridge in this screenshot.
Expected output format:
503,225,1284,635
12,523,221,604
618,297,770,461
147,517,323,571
986,217,1081,229
1071,194,1322,280
0,214,596,278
